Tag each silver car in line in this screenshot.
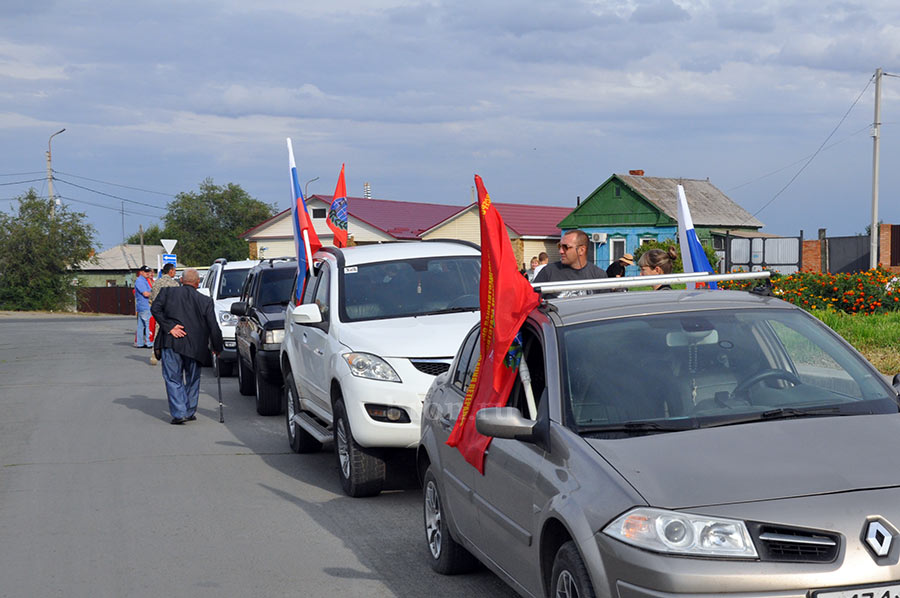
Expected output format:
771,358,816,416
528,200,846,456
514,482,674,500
417,286,900,598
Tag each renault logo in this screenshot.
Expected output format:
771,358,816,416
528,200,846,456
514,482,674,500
865,520,893,558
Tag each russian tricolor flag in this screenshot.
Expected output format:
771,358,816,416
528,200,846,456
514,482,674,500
676,184,717,290
287,138,322,302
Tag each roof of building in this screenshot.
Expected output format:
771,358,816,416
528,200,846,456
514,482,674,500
616,175,764,228
422,201,573,238
335,196,464,240
77,244,183,271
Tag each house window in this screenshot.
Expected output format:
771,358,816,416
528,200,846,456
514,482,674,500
614,186,621,197
610,238,626,265
312,208,327,219
713,236,725,251
640,237,655,246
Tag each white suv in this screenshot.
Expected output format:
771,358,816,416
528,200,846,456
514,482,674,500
280,241,481,497
200,258,260,375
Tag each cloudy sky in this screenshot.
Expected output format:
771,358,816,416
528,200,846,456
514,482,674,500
2,0,899,252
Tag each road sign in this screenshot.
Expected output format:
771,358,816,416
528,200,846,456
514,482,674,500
163,253,177,265
160,239,177,254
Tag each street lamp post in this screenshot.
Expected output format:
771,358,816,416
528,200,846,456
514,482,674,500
47,128,66,216
305,176,319,200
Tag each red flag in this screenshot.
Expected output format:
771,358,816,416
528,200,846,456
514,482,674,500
327,164,349,248
446,175,540,473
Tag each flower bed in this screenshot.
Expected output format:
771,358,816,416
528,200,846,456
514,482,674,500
720,268,900,315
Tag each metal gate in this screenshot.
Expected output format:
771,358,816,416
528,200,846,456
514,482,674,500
826,235,873,274
77,287,135,315
725,235,802,274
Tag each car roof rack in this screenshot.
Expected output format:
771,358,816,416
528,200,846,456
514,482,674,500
532,270,771,296
263,256,297,267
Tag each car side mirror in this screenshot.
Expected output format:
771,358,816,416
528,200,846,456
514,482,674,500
197,287,210,297
291,303,323,325
476,407,536,442
893,373,900,395
230,301,248,317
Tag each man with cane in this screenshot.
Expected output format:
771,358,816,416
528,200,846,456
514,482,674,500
151,269,223,425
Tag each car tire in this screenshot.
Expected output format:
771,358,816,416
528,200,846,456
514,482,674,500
285,372,322,453
333,398,385,497
550,541,596,598
255,354,282,416
237,355,255,396
217,360,234,377
423,465,478,575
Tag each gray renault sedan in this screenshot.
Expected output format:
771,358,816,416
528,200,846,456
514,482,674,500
417,278,900,598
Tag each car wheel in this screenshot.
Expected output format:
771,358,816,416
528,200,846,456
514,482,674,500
333,398,385,497
423,465,477,575
255,354,282,416
217,360,234,377
237,355,255,396
285,372,322,453
550,541,595,598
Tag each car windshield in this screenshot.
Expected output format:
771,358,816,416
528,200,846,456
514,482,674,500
218,268,250,299
341,256,480,321
560,308,898,436
257,267,296,310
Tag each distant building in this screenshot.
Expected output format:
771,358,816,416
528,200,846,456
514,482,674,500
75,244,184,287
558,173,764,273
241,196,573,269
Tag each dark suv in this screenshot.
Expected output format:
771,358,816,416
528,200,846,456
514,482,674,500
231,258,296,415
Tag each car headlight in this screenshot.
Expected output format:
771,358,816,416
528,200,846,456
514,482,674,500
264,329,284,345
603,507,758,558
343,353,401,383
219,311,237,325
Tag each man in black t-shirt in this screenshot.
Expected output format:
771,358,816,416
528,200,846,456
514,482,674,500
532,229,607,296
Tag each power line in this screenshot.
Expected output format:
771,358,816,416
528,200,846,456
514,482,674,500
746,73,875,222
0,171,45,177
0,177,47,187
727,124,872,193
53,170,177,197
56,194,163,218
53,177,168,211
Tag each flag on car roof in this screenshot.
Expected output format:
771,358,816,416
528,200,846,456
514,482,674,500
446,175,541,473
327,164,349,248
287,138,322,302
676,184,717,290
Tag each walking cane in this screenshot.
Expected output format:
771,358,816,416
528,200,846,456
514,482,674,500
214,352,224,423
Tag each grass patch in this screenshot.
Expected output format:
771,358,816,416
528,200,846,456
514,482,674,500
810,311,900,375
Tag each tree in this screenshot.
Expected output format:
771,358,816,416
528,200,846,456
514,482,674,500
0,190,97,311
125,223,164,246
126,179,276,266
633,239,720,273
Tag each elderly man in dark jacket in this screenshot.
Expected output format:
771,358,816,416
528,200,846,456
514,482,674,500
151,269,224,424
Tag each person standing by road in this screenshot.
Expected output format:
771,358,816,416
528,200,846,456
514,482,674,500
532,252,549,280
148,263,180,366
151,269,223,425
638,247,678,290
532,230,607,296
134,265,153,348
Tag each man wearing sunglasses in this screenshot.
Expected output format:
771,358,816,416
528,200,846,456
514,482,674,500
532,229,607,295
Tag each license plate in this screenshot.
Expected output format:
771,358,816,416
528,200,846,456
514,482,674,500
814,583,900,598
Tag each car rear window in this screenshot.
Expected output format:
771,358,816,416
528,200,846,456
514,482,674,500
340,256,480,321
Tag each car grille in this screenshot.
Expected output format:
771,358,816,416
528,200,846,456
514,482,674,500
410,360,450,376
748,522,840,563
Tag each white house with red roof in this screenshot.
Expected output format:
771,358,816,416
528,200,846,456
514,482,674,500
240,195,572,269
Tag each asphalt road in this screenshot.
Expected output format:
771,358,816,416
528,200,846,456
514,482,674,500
0,313,517,598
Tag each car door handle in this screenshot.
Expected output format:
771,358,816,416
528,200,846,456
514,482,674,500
439,415,453,431
313,348,324,356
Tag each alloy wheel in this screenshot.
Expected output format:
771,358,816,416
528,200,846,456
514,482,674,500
336,417,350,479
555,570,579,598
424,480,442,559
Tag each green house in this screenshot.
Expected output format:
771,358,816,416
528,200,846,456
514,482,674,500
558,173,764,273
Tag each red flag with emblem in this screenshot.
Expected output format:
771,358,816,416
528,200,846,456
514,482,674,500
445,175,540,473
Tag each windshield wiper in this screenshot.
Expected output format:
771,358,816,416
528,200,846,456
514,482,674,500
704,406,846,428
418,306,478,316
580,420,698,435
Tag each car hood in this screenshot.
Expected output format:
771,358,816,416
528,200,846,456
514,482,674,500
587,413,900,509
337,311,479,358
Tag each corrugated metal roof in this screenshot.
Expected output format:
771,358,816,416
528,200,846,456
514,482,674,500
617,175,764,228
493,203,573,237
325,196,465,240
78,244,181,271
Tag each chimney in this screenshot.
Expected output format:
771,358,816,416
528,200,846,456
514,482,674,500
628,170,644,176
576,195,581,206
